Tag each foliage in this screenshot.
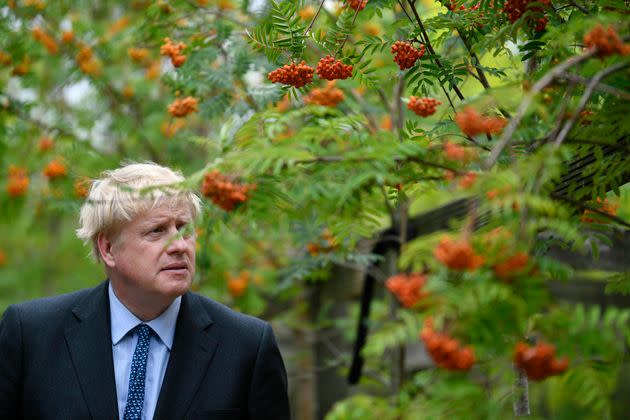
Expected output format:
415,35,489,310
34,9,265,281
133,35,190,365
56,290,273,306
1,0,629,417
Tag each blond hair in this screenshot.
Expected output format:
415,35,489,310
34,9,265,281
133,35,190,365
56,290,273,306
76,162,202,262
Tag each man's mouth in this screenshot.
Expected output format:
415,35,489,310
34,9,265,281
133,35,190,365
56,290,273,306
161,262,188,272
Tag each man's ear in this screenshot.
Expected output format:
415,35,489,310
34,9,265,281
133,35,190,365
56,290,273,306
97,233,116,267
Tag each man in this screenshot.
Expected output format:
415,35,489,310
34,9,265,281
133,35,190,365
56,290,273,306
0,162,291,419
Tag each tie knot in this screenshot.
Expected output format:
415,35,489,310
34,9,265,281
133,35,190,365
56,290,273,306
135,324,151,341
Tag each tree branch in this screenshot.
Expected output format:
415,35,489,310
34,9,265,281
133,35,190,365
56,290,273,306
406,0,465,100
484,48,597,170
553,62,630,147
559,71,630,101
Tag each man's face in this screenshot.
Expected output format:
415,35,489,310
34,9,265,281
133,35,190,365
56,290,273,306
104,204,196,308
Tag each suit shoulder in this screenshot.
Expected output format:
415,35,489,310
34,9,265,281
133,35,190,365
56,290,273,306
7,283,104,322
187,292,268,331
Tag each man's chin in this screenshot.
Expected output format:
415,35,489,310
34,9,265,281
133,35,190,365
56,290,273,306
160,275,192,296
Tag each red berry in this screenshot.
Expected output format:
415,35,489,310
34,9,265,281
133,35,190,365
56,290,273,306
391,41,425,70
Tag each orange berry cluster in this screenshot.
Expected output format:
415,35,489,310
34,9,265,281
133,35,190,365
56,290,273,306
454,107,507,137
200,170,256,212
420,319,476,371
408,96,441,117
503,0,550,32
493,252,529,279
160,38,187,67
38,136,54,152
316,56,353,80
385,273,429,308
0,51,11,66
227,271,250,297
128,47,151,63
346,0,368,11
7,166,29,197
303,81,345,107
391,41,426,70
446,1,480,12
514,341,569,381
160,119,186,138
168,96,199,118
32,27,59,54
581,197,619,224
74,177,90,198
11,56,30,76
444,141,476,163
458,171,477,189
583,25,630,58
43,159,67,179
434,236,484,271
306,229,339,256
268,61,315,88
76,44,102,76
61,30,74,44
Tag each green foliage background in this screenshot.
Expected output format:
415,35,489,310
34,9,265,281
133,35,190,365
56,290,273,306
1,0,630,418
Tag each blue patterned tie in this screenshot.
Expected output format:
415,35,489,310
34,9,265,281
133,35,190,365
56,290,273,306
123,324,152,420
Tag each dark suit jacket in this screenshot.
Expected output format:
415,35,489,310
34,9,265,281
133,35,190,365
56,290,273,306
0,281,291,419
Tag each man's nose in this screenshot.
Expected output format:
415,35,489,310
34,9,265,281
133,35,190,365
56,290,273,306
165,230,190,253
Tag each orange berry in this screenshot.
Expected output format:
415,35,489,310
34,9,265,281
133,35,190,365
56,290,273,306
7,166,29,197
513,341,569,381
304,81,345,107
74,177,90,198
408,96,441,117
167,96,199,118
32,27,59,54
503,0,551,31
268,61,314,88
43,159,67,179
458,172,477,189
584,25,630,58
434,236,484,271
346,0,368,11
38,136,54,152
128,47,150,63
493,252,529,279
61,30,74,43
455,107,507,137
227,272,249,297
0,51,12,66
160,38,186,63
298,5,316,20
391,41,425,70
385,273,429,308
316,56,353,80
200,170,256,211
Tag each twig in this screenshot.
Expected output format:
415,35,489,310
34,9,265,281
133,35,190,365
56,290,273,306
547,84,576,144
512,365,531,416
551,192,630,229
559,71,630,100
554,62,630,147
304,0,326,36
569,0,589,14
406,0,465,100
396,0,414,23
484,48,597,170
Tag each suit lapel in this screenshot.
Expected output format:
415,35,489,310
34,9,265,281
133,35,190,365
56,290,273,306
153,293,218,420
64,282,119,419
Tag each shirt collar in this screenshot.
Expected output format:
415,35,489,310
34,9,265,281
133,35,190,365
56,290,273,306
108,282,181,350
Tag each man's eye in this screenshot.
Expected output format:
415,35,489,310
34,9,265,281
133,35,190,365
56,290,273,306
178,224,192,236
151,227,165,234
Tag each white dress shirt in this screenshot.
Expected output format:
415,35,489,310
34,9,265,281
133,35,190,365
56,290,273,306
109,283,181,420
